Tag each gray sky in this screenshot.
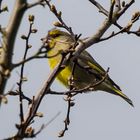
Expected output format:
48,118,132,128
0,0,140,139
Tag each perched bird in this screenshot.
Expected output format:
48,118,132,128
46,28,133,107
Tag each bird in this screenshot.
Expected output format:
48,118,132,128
46,28,133,107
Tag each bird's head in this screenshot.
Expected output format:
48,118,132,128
47,28,69,39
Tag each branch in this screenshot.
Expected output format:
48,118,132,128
114,0,121,12
100,11,140,41
108,0,115,21
0,0,49,105
118,0,135,16
0,0,27,105
89,0,138,37
58,95,73,137
49,68,109,96
9,49,72,138
44,0,76,38
17,15,36,124
73,0,135,59
26,0,46,9
89,0,108,16
11,48,47,69
0,0,2,9
50,68,109,137
0,1,8,13
11,45,62,69
33,112,61,137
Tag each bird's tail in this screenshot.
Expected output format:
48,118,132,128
111,86,134,107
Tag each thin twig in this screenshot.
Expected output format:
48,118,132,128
118,0,135,16
114,0,121,12
33,112,61,137
0,0,2,8
58,60,77,137
18,18,35,124
44,0,75,38
89,0,139,37
13,49,72,138
11,48,47,69
27,0,46,9
11,47,63,69
100,11,140,41
108,0,115,22
49,68,110,138
89,0,108,16
73,0,136,58
0,0,8,13
49,68,109,96
58,96,72,137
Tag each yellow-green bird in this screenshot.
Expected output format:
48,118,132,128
46,28,133,107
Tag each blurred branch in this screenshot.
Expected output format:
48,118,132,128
27,0,46,9
118,0,135,16
0,0,27,105
114,0,121,12
108,0,115,21
89,0,108,16
0,0,8,13
0,0,49,105
0,0,2,8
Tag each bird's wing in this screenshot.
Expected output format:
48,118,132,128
77,51,105,74
76,51,121,91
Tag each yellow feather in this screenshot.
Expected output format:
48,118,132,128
46,29,133,107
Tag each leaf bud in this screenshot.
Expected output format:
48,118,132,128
28,15,35,23
21,35,27,40
53,21,63,27
51,4,57,13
